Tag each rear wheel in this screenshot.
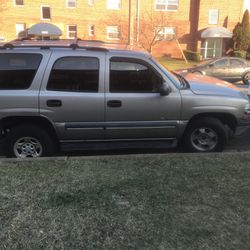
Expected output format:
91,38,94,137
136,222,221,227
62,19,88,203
183,117,227,152
242,72,250,85
4,124,55,158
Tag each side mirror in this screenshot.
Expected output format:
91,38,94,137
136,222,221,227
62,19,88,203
159,82,171,96
208,63,214,68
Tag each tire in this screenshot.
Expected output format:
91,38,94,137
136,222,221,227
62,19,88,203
3,124,55,158
183,117,227,153
242,72,250,85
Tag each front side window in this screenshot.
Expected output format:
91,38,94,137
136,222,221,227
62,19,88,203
0,53,42,89
107,26,120,40
41,6,51,20
107,0,121,10
67,25,77,38
110,58,162,93
213,59,228,68
47,57,99,92
14,0,24,6
155,0,178,11
67,0,76,8
208,9,219,24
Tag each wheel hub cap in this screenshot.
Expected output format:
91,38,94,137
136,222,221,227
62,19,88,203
14,137,43,158
191,127,218,152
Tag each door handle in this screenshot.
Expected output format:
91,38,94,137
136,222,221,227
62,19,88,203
107,100,122,108
46,99,62,107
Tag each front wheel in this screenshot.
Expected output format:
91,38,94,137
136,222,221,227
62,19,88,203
4,124,55,158
183,118,227,152
242,72,250,85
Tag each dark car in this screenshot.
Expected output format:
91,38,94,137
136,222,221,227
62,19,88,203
177,57,250,84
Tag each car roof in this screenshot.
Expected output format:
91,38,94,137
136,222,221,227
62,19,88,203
0,39,150,58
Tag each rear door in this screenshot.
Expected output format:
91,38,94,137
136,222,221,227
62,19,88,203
227,58,246,82
39,50,105,140
104,56,182,140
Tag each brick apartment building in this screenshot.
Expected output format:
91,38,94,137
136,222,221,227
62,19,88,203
0,0,248,58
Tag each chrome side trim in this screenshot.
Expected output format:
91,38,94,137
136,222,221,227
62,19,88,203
60,138,176,143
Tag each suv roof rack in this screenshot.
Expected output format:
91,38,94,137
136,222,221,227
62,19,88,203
0,39,110,52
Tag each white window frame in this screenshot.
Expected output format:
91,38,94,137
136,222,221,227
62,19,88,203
16,23,26,36
208,9,219,25
88,0,94,6
41,5,51,20
107,26,120,40
107,0,121,10
155,0,179,11
66,0,77,8
88,25,95,37
67,25,77,39
14,0,24,6
155,27,176,41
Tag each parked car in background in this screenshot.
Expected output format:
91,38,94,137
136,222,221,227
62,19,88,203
177,57,250,84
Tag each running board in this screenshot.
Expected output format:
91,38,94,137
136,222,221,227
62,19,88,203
60,139,177,152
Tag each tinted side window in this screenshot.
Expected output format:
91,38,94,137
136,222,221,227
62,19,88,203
230,59,244,67
110,59,162,93
0,53,42,90
47,57,99,92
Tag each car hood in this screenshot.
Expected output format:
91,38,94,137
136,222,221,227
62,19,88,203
184,73,246,98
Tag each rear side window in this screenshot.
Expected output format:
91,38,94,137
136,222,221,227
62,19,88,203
47,57,99,92
0,53,42,89
110,58,162,93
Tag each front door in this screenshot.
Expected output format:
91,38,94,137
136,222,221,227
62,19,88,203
206,58,229,80
39,52,105,140
105,57,182,140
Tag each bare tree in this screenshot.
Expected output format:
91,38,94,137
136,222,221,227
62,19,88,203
139,11,170,54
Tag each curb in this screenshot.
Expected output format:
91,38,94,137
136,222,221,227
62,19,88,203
1,150,250,163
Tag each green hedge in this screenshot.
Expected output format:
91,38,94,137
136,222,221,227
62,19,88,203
183,50,201,62
233,50,247,58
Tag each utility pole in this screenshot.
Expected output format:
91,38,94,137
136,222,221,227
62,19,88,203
128,0,133,45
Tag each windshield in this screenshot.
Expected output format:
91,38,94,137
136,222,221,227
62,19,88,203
150,57,189,89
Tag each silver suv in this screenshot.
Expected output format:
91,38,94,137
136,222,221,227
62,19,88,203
0,40,250,158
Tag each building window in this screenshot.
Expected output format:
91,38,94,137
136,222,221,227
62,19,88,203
208,9,219,24
41,6,51,20
88,0,94,6
67,25,77,38
155,27,176,40
155,0,178,11
66,0,76,8
14,0,24,6
107,0,121,10
107,26,120,40
16,23,26,36
89,25,95,37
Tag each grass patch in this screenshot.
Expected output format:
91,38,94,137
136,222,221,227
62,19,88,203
157,57,197,71
0,153,250,249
